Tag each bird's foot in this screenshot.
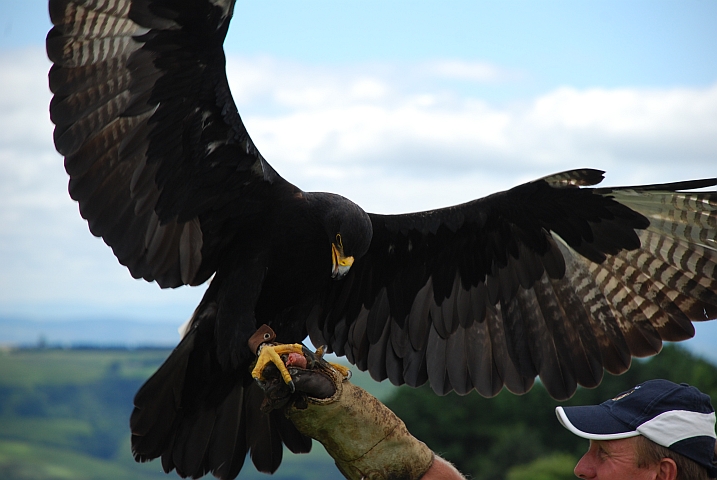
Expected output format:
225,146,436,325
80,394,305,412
252,343,305,391
300,345,352,379
327,361,352,379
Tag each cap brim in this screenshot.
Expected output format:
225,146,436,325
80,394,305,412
556,405,641,441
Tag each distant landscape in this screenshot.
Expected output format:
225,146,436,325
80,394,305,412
0,317,183,348
2,315,717,480
3,315,717,362
0,347,377,480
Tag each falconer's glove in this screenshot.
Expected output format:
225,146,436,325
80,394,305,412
257,346,434,480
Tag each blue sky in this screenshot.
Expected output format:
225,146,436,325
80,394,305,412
4,1,717,88
225,1,717,88
0,0,716,358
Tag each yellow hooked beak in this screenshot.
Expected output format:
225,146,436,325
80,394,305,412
331,242,354,279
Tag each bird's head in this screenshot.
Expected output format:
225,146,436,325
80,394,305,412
331,232,353,279
306,192,372,280
326,200,372,280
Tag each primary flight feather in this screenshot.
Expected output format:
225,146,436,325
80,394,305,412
46,0,717,478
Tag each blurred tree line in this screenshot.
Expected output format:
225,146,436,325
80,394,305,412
385,344,717,480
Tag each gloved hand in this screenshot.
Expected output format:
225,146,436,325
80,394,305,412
258,347,434,480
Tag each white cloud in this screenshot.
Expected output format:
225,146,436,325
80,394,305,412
0,48,206,321
1,47,716,320
223,55,717,211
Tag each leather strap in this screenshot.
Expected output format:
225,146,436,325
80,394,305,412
248,324,276,354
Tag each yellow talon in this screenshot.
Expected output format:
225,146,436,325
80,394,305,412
328,362,352,379
251,343,305,385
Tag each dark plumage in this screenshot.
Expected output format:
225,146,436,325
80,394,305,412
47,0,717,478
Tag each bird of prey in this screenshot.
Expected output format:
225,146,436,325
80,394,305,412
47,0,717,478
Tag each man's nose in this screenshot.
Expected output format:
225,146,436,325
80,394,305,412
573,452,593,479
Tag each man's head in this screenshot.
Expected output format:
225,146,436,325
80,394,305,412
555,379,717,480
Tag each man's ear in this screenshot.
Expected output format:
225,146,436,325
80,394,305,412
656,457,677,480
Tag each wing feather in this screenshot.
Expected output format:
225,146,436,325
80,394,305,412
535,275,603,389
367,311,390,382
464,311,501,398
426,325,452,395
500,293,538,383
402,339,429,388
407,280,433,351
489,303,535,395
347,306,369,370
385,335,405,386
445,327,472,395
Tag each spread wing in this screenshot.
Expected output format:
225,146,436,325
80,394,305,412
47,0,293,288
308,169,717,400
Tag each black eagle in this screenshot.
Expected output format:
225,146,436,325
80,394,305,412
47,0,717,478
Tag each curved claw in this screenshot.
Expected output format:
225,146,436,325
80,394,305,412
251,343,305,387
328,361,352,379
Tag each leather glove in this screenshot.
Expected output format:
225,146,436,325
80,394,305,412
258,347,434,480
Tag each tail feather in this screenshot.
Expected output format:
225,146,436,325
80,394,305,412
276,410,314,454
245,385,284,473
205,386,243,480
131,329,193,458
224,399,249,480
130,320,311,479
172,405,217,477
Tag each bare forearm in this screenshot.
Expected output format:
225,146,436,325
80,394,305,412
422,456,466,480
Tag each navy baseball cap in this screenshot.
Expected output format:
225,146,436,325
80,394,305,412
556,379,717,476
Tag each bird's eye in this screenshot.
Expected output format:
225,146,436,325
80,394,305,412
336,233,343,248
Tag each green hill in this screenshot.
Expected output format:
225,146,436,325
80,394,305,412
2,344,715,480
0,347,395,480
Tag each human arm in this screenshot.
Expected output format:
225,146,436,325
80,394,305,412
258,348,465,479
